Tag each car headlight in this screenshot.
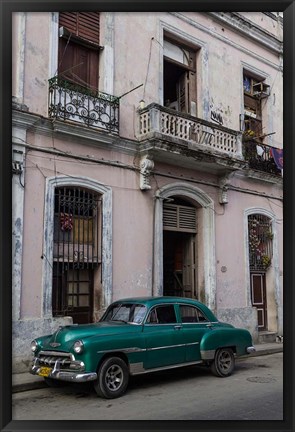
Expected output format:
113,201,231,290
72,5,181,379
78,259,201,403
73,340,84,354
31,340,38,353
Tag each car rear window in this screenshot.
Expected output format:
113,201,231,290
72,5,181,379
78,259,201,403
180,305,208,323
147,305,177,324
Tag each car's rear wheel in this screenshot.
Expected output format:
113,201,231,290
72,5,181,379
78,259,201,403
94,356,129,399
211,347,235,377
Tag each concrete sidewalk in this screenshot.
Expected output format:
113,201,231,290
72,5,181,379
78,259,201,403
12,342,283,394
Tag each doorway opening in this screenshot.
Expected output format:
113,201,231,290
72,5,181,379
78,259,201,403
163,37,197,115
162,198,197,298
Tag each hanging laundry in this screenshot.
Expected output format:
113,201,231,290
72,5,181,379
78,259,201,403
270,148,283,170
60,213,73,231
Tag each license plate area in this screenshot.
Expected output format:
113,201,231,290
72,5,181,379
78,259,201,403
38,366,52,377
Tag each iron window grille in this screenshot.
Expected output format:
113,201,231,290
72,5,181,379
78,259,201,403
248,214,273,271
53,187,101,269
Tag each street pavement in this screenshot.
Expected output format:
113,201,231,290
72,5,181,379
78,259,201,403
12,350,283,420
12,342,282,393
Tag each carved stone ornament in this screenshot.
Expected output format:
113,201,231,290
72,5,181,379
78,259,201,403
140,156,154,190
218,172,235,204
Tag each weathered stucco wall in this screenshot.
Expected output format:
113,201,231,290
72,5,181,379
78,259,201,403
13,12,283,143
12,11,283,372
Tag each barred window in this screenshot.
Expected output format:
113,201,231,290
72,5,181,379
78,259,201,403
248,214,273,271
52,187,101,323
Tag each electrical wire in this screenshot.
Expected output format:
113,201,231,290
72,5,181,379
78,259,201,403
17,136,283,202
142,37,154,102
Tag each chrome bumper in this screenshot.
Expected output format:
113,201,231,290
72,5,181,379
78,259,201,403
246,346,256,354
30,358,97,383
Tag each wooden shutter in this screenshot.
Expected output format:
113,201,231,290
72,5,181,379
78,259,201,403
59,12,100,44
58,12,100,89
163,203,197,233
183,236,196,297
177,72,189,113
177,70,197,116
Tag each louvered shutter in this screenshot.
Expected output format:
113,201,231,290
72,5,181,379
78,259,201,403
59,12,100,45
163,204,197,233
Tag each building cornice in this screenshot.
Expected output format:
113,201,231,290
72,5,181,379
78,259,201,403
207,12,283,55
12,109,139,157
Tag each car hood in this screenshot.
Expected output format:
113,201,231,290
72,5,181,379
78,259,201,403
43,321,142,348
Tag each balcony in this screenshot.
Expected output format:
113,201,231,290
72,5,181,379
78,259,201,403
137,103,243,158
48,77,119,134
243,139,282,176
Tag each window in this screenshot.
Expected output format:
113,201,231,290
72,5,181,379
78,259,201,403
180,305,208,323
58,12,101,91
163,35,197,116
242,73,269,140
102,303,147,324
248,214,273,271
146,305,177,324
52,187,101,324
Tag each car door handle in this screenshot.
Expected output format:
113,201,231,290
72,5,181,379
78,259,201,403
174,325,182,330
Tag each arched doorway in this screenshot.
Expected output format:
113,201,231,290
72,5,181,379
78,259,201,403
153,182,216,311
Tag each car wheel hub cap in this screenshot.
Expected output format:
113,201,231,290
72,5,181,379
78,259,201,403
218,352,231,371
105,365,123,391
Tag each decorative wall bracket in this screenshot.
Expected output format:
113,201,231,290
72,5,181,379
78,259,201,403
218,172,235,204
140,155,154,190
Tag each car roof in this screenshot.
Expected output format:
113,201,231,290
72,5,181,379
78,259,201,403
116,296,202,305
112,296,217,320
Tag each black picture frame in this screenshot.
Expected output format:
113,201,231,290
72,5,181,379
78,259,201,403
1,1,294,431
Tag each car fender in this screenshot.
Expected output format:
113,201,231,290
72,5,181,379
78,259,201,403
78,330,145,371
200,327,253,360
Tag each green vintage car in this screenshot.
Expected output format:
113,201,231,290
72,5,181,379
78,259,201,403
30,297,255,398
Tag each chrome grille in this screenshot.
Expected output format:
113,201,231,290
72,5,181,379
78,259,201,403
38,351,73,368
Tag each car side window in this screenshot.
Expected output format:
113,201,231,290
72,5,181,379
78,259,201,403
180,305,208,323
147,305,177,324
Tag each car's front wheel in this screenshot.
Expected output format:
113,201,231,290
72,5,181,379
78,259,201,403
211,347,235,377
94,356,129,399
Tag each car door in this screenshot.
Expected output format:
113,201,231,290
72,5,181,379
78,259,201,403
143,304,185,369
178,304,212,362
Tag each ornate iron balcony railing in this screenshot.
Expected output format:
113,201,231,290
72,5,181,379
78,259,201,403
243,139,282,176
137,103,243,157
48,77,119,134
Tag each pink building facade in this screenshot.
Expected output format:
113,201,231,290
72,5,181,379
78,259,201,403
12,11,283,372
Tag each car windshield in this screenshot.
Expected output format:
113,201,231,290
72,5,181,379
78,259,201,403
101,303,147,324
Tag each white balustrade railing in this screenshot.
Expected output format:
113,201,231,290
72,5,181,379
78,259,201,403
138,104,242,157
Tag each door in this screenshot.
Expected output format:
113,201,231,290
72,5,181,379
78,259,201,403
66,268,93,324
58,38,99,90
178,304,211,362
53,264,94,324
143,304,185,369
177,70,197,115
183,236,196,297
251,273,267,330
